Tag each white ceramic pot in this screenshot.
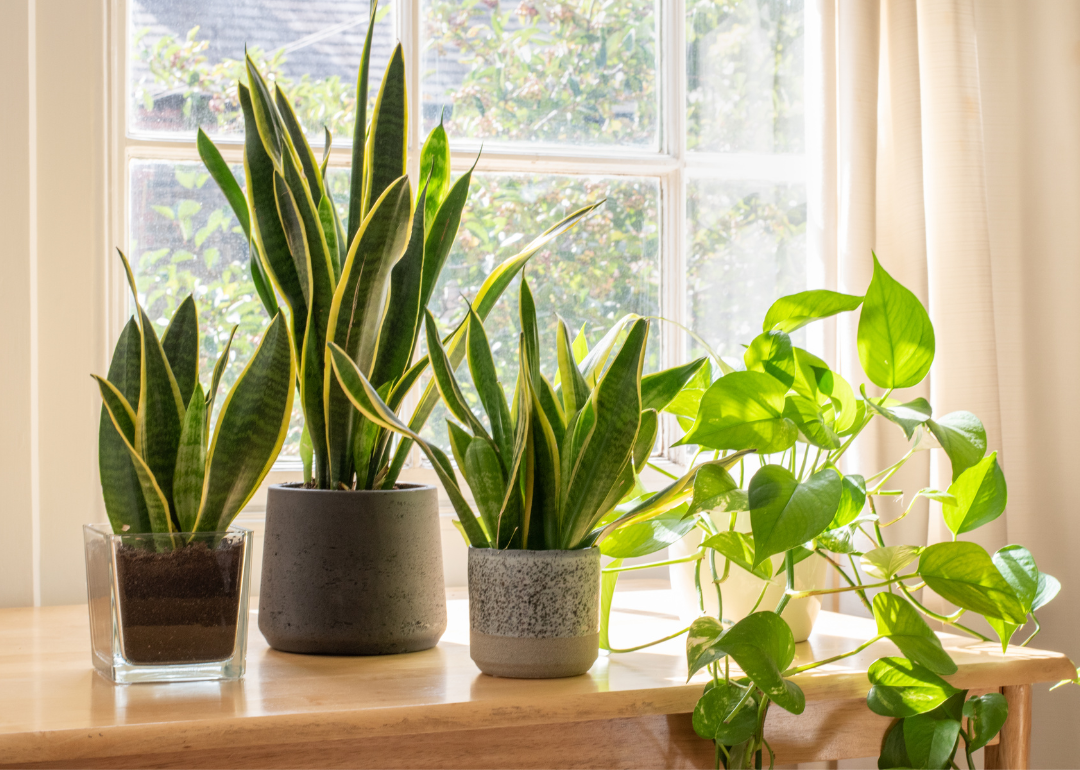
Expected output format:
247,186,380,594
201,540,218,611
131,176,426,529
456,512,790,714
669,510,828,643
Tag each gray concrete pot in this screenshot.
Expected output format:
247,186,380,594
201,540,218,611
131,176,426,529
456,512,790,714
259,483,446,655
468,547,600,678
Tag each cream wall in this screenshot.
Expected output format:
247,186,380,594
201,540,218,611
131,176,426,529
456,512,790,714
0,0,109,608
0,0,35,609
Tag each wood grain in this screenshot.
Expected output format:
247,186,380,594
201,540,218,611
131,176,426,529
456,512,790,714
0,586,1071,768
984,684,1032,770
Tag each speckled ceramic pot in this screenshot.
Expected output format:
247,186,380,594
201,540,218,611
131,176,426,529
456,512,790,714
468,547,600,678
259,483,446,655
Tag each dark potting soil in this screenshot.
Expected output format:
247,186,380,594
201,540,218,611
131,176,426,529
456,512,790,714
116,539,243,664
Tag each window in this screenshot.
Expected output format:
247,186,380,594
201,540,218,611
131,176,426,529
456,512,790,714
118,0,806,470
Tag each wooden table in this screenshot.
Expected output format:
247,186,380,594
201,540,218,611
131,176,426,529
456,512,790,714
0,583,1072,769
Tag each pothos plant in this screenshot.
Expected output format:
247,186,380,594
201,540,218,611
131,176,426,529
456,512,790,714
198,1,595,490
327,276,741,549
601,255,1067,768
94,250,294,547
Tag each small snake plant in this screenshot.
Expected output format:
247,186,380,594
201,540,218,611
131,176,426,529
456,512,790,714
328,277,748,550
94,251,294,544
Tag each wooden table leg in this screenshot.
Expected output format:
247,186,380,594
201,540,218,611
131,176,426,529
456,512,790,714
984,684,1032,769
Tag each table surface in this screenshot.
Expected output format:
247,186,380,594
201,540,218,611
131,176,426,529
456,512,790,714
0,583,1073,766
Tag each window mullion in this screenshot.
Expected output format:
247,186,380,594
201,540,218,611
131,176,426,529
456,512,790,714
660,0,687,463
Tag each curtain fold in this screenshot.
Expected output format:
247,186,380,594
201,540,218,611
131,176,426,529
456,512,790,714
812,0,1006,560
811,0,1080,765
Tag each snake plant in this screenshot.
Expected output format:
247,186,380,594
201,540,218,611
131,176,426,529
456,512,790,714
198,1,595,490
94,251,294,542
328,277,745,549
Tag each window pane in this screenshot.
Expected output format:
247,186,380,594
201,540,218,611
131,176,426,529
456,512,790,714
420,173,661,451
129,0,394,139
686,0,804,153
686,178,807,359
128,160,304,460
422,0,659,148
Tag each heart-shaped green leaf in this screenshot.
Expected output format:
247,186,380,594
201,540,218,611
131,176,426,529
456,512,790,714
686,616,727,679
783,395,840,449
744,331,795,389
750,466,841,567
873,592,957,675
814,521,863,554
678,371,798,454
828,474,867,529
1033,572,1061,611
987,544,1038,650
763,289,864,333
943,452,1007,535
815,366,859,435
857,254,935,389
926,411,987,482
692,680,758,745
716,612,804,714
702,531,773,579
862,545,922,580
687,464,740,517
878,719,912,768
965,692,1008,751
864,395,932,440
918,542,1028,625
866,657,962,718
903,708,961,768
993,545,1039,611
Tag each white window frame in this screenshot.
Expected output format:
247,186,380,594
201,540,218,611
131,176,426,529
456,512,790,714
107,0,807,492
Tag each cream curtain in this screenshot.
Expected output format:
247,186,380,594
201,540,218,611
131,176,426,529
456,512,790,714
807,0,1080,766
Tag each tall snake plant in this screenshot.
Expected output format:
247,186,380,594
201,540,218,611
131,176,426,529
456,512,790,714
328,277,749,549
198,1,595,490
94,251,294,544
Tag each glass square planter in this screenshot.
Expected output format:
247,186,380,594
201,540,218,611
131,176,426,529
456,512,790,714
82,524,252,684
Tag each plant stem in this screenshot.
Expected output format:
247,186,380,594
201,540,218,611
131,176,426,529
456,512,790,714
817,549,873,613
709,542,723,621
960,727,976,770
865,496,886,547
773,551,796,616
797,443,809,479
827,389,890,466
785,574,919,600
646,461,680,480
783,636,882,676
866,449,913,487
695,552,705,613
882,489,926,528
873,520,886,548
1021,613,1042,646
725,684,756,726
602,552,703,573
748,580,770,614
607,624,691,654
897,582,993,642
